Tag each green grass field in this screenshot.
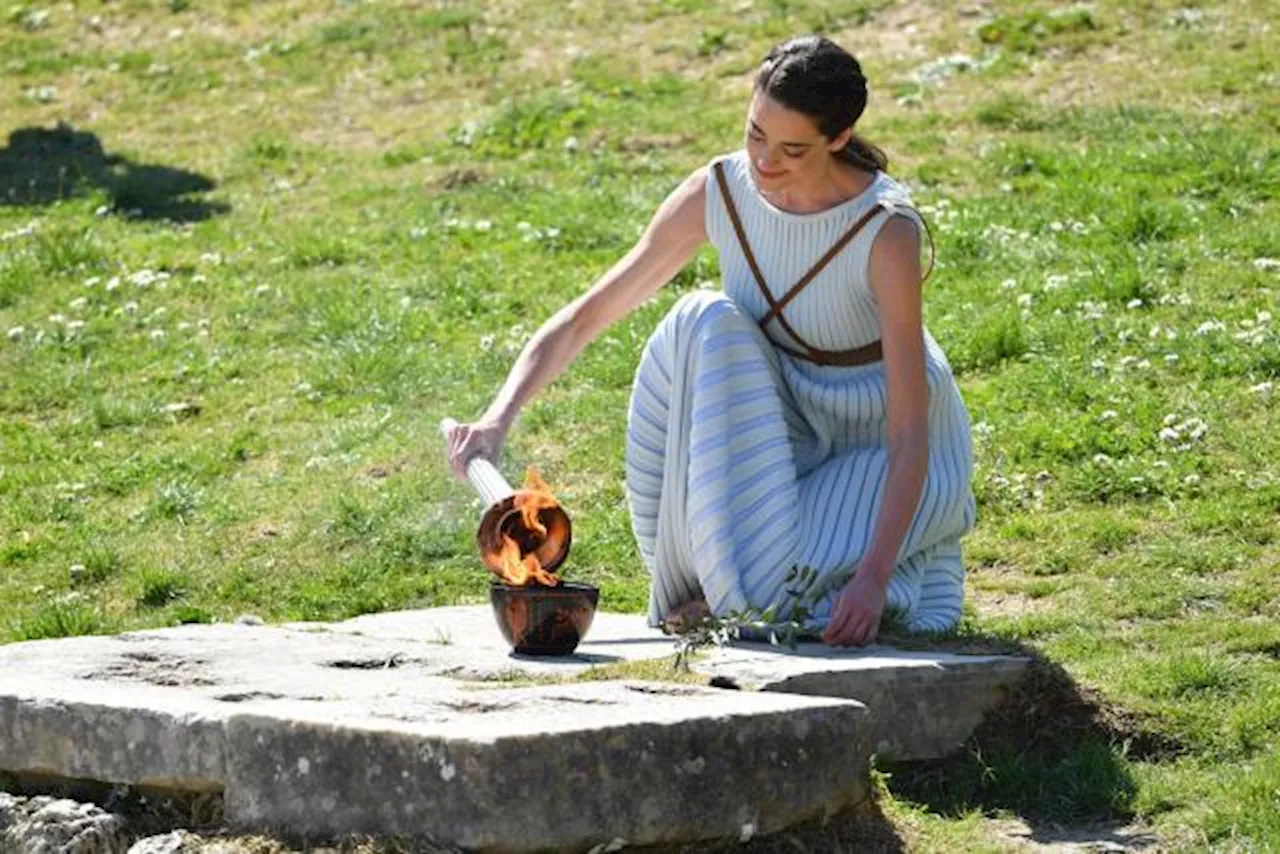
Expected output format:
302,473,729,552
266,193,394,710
2,0,1278,850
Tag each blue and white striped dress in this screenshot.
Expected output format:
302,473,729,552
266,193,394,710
625,149,977,633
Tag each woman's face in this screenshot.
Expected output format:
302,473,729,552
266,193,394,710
745,90,850,192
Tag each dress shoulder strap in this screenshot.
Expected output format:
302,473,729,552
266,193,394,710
712,161,892,367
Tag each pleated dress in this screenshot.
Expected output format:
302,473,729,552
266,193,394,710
624,149,977,633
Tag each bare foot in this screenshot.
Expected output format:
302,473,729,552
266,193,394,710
662,598,711,635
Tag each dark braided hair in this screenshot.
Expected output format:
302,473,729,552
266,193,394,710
754,35,888,174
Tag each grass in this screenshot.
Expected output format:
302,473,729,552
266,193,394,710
1,0,1278,850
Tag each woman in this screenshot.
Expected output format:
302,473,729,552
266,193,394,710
447,35,977,647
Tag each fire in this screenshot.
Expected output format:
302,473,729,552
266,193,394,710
489,468,563,587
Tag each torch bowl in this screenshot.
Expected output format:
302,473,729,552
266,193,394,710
489,581,600,656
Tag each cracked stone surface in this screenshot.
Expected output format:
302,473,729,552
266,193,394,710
333,606,1031,760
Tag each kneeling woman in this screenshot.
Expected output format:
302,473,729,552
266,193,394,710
447,35,977,647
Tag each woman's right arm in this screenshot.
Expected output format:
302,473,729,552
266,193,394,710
446,166,709,479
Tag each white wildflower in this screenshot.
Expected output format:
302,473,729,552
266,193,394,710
150,329,167,340
1165,353,1180,363
67,320,85,332
129,269,158,287
1017,293,1033,308
1136,359,1152,370
83,276,100,288
1,223,36,241
199,252,223,265
913,53,990,85
123,301,139,314
1257,311,1273,324
191,274,208,284
479,335,494,351
1045,274,1070,291
1127,298,1143,309
1000,278,1017,290
6,326,24,342
564,136,580,152
106,277,121,291
474,220,493,232
973,421,993,438
48,313,66,324
69,297,88,310
1253,258,1280,271
27,86,58,103
1249,382,1272,394
1090,358,1107,372
399,296,411,309
1194,320,1225,336
454,120,479,147
1092,453,1113,465
1183,474,1201,485
1078,300,1105,320
1099,410,1118,420
253,284,271,297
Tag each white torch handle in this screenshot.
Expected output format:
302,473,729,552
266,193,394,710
440,417,515,505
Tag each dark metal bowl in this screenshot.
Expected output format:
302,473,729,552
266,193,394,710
489,581,599,656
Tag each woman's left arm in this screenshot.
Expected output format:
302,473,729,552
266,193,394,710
822,213,929,647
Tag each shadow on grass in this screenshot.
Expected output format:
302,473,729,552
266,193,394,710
0,122,230,223
877,632,1183,839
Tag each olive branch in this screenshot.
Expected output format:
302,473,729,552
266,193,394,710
671,563,843,671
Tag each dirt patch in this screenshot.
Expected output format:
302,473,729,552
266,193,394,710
362,457,410,480
992,817,1165,852
967,584,1056,619
836,0,982,65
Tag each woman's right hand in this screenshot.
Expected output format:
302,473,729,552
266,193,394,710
445,417,508,481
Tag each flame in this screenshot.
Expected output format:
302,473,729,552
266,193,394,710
490,467,562,587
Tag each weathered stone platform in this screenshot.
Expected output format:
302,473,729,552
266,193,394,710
334,606,1030,761
0,607,1029,851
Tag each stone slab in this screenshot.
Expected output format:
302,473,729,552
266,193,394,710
703,641,1029,761
0,624,868,852
328,606,1032,760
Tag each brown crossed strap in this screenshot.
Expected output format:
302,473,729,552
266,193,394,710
712,161,936,366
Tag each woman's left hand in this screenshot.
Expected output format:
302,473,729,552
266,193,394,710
821,568,888,647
